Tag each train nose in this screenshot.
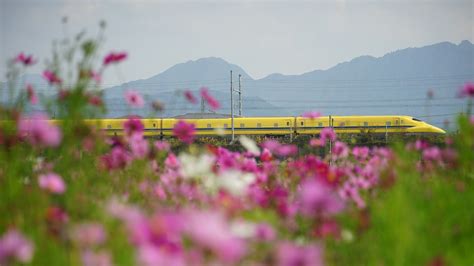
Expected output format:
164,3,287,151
430,126,446,134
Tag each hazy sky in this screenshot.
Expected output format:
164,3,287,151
1,0,473,86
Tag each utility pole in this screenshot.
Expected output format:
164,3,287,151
238,74,242,117
230,71,235,141
200,95,205,113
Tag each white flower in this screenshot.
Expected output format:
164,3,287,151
217,170,256,196
239,136,260,156
230,220,256,238
178,153,215,179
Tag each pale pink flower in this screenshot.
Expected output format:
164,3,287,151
38,172,66,194
15,52,36,66
309,138,323,147
276,242,323,266
103,51,127,65
302,111,321,119
26,84,38,105
101,146,131,170
423,147,442,162
184,90,197,104
42,70,62,85
255,223,276,242
90,70,102,83
339,181,366,209
299,179,344,217
124,90,144,107
200,87,220,110
129,134,149,159
164,153,180,169
154,140,170,152
18,113,62,147
352,146,370,160
81,250,112,266
0,229,34,264
138,245,185,266
459,82,474,98
72,223,106,247
172,120,196,144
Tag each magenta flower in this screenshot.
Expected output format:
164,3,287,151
320,127,336,143
124,90,144,107
0,229,34,264
38,172,66,194
42,70,62,85
18,113,62,147
72,223,106,247
302,111,321,119
15,52,36,66
26,84,38,105
101,146,132,170
124,117,144,136
103,51,127,65
339,181,366,209
172,120,196,144
276,242,323,266
459,82,474,98
299,179,344,217
184,90,198,104
200,87,220,110
255,223,276,242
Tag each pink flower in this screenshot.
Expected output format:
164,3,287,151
299,179,344,217
42,70,62,85
124,90,144,107
90,70,102,83
320,127,336,143
423,147,442,162
124,117,144,136
38,172,66,194
129,134,149,159
331,141,349,159
101,146,131,170
15,52,36,66
352,146,370,160
255,223,276,242
72,223,106,247
165,153,180,169
339,181,366,209
103,51,127,65
154,140,170,152
200,87,220,110
0,229,34,264
459,82,474,98
81,250,112,266
276,242,323,266
184,90,197,104
302,111,321,119
26,84,38,105
18,113,62,147
138,245,185,266
172,120,196,144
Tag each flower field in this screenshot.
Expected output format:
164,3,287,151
1,30,474,266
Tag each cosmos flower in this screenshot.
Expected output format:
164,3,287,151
320,127,336,143
17,113,62,147
15,52,36,66
239,136,260,156
331,141,349,159
302,111,321,119
172,120,196,144
184,90,198,104
129,134,149,159
459,82,474,98
299,179,344,217
200,87,220,110
26,84,38,105
72,223,107,247
43,70,62,85
124,90,144,107
0,229,34,264
352,146,370,160
276,242,323,266
123,117,144,136
103,51,127,65
38,172,66,194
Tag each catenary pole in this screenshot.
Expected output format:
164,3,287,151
238,74,242,117
230,71,234,141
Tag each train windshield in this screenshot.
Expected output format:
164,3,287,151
412,117,423,122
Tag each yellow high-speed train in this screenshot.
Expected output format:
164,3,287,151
83,115,445,137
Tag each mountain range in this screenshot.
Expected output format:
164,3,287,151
2,40,473,129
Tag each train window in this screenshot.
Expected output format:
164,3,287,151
224,124,228,128
274,123,278,127
386,122,391,126
319,122,323,127
412,118,422,122
207,124,212,128
340,122,345,127
395,120,399,125
153,123,156,128
301,122,304,126
286,122,290,126
401,120,404,124
364,122,368,126
240,123,245,128
257,123,262,128
107,125,111,129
